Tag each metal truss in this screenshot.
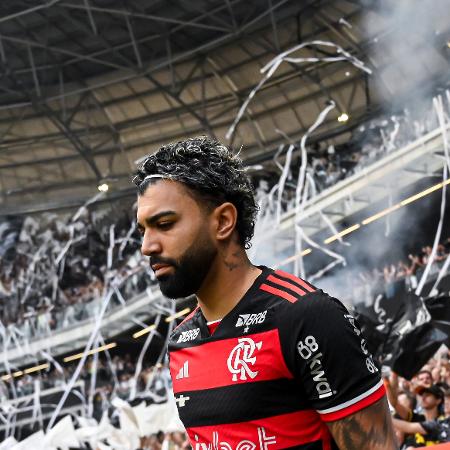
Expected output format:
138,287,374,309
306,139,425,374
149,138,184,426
2,0,442,212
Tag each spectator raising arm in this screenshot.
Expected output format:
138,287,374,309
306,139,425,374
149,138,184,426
385,372,411,420
327,396,398,450
392,417,426,435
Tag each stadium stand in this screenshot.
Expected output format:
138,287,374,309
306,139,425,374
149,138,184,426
1,1,450,449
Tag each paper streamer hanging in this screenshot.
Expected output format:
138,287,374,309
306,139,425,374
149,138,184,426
416,95,450,295
226,40,371,140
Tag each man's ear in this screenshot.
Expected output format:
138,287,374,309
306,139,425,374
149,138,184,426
212,202,238,242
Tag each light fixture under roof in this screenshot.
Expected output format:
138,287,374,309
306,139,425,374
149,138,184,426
338,113,349,123
97,183,109,192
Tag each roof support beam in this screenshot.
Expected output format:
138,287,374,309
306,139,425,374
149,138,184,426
0,34,128,71
145,73,217,138
0,20,105,182
0,0,300,107
125,14,143,68
59,2,230,32
267,0,281,52
83,0,98,35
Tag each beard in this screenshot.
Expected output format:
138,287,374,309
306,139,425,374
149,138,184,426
151,231,217,299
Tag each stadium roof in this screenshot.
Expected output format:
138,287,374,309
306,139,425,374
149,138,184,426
0,0,449,214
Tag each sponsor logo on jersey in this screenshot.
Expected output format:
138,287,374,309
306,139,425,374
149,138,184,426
177,328,200,343
175,394,190,407
297,335,333,399
193,427,276,450
235,310,267,329
176,361,189,379
227,337,262,381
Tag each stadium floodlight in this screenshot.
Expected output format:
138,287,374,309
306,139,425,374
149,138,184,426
165,307,191,323
63,342,117,363
400,180,449,206
0,363,50,381
337,113,349,123
324,224,361,244
24,363,50,374
0,371,23,381
275,248,312,269
133,324,157,339
361,204,402,225
98,183,109,192
318,178,450,249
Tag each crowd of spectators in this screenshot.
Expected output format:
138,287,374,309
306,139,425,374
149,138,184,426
0,204,156,341
0,353,192,449
254,106,440,214
0,103,444,339
349,236,450,306
0,353,170,408
4,344,450,448
0,104,448,447
386,348,450,448
135,430,190,450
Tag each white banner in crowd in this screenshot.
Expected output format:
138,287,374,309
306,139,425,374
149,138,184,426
0,437,18,450
5,396,186,450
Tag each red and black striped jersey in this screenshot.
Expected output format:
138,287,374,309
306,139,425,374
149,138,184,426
168,266,385,450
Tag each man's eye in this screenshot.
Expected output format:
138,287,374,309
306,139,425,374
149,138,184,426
137,227,145,236
157,222,173,230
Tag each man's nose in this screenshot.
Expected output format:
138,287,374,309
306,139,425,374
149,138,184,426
141,231,162,256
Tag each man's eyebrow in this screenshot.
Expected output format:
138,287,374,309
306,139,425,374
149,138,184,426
137,210,177,227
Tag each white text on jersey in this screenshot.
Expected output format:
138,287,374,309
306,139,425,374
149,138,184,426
177,328,200,343
297,335,333,399
236,310,267,327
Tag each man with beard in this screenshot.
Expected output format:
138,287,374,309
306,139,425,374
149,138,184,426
133,136,397,450
392,385,447,447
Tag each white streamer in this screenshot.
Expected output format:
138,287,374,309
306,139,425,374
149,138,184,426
307,172,347,247
275,144,295,223
87,335,100,418
293,101,340,277
416,96,450,295
30,379,43,430
226,40,371,139
129,313,163,401
46,289,114,431
429,252,450,295
107,225,115,270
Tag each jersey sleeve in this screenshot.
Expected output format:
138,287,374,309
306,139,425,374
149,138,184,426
281,290,385,422
420,420,442,442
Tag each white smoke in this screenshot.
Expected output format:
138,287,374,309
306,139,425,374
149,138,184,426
364,0,450,103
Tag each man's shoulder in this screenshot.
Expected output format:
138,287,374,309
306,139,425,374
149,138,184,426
257,268,321,307
261,269,346,314
256,269,355,334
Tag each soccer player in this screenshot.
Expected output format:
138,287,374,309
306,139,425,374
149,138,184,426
134,136,397,450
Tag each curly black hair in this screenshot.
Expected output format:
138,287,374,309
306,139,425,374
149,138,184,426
132,136,258,249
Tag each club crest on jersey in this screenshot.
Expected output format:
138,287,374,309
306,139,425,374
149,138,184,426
235,310,267,329
227,337,262,381
177,328,200,343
